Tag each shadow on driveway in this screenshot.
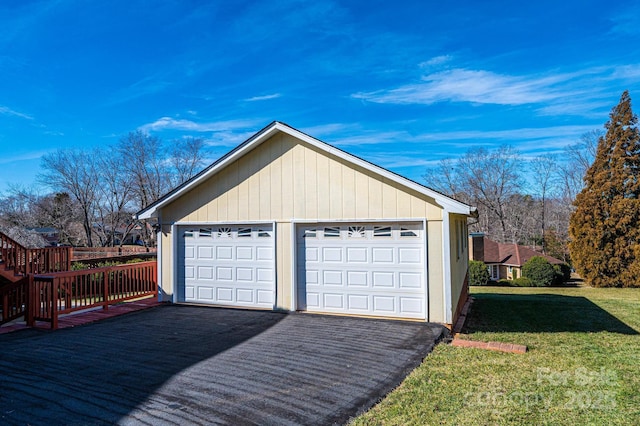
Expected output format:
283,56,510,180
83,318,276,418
0,305,445,425
465,293,638,335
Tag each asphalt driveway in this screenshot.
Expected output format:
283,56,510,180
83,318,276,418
0,305,446,425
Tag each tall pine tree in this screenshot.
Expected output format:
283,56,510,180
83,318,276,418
569,91,640,287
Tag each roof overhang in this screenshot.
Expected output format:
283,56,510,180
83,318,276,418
136,121,478,220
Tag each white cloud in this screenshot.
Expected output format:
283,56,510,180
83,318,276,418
326,123,598,147
299,122,360,137
203,131,258,147
139,117,260,132
352,68,566,106
419,55,453,69
244,93,282,102
0,150,50,165
0,105,33,120
363,153,441,169
351,64,640,116
609,7,640,36
107,75,172,106
415,125,599,143
331,131,411,146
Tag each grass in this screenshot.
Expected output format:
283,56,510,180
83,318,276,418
352,286,640,425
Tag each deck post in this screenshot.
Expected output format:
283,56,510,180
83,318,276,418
51,280,59,330
25,275,34,326
67,247,72,272
103,269,110,311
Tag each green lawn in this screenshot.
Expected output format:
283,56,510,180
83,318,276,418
352,286,640,425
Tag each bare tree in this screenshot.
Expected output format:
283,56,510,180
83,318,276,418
170,137,206,187
531,154,558,253
503,193,537,245
39,149,100,246
34,192,84,245
559,130,600,203
428,146,524,242
0,184,39,229
95,150,136,246
118,131,170,211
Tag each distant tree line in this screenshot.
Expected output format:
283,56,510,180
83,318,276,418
0,131,205,247
430,90,640,288
423,130,600,263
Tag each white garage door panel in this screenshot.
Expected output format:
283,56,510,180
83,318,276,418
179,225,275,308
297,223,426,319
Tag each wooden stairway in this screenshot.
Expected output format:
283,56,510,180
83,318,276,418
1,231,73,325
0,231,72,284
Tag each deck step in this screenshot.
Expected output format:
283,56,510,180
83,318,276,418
0,266,21,284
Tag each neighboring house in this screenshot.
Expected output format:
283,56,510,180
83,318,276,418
469,233,564,281
27,227,60,246
136,121,477,326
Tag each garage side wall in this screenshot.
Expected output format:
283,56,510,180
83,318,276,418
157,133,448,317
448,213,470,325
160,224,173,302
427,220,444,322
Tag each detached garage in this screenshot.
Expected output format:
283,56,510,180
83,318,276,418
137,121,477,326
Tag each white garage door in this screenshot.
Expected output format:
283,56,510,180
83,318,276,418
178,225,275,308
297,223,426,319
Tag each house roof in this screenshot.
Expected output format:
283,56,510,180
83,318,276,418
481,236,563,266
136,121,478,220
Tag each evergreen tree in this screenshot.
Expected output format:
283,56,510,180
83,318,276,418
569,91,640,287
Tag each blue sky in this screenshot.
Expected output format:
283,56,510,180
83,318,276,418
2,0,640,193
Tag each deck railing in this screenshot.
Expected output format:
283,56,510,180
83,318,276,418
0,276,30,325
0,232,72,277
30,261,157,329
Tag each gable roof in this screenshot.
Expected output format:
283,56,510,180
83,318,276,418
480,236,563,266
136,121,477,220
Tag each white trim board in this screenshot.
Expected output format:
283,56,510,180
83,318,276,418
137,122,477,220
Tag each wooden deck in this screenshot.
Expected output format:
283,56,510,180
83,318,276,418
0,297,161,334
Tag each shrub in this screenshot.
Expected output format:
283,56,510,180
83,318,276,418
71,258,147,271
553,263,572,285
522,256,556,287
497,279,512,286
469,260,490,286
511,277,534,287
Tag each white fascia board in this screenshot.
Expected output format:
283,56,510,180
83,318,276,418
137,121,476,219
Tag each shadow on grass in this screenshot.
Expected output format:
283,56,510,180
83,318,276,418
466,293,638,335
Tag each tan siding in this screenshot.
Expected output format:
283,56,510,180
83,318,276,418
448,214,470,325
316,153,331,219
267,143,280,219
259,144,271,220
427,220,444,322
217,166,228,221
342,167,356,219
280,137,295,218
368,178,383,218
277,222,292,309
247,148,261,220
396,190,412,217
329,159,343,218
304,147,318,218
355,171,369,218
226,162,239,220
160,225,173,301
293,144,306,218
382,179,397,217
159,132,455,315
411,196,426,218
